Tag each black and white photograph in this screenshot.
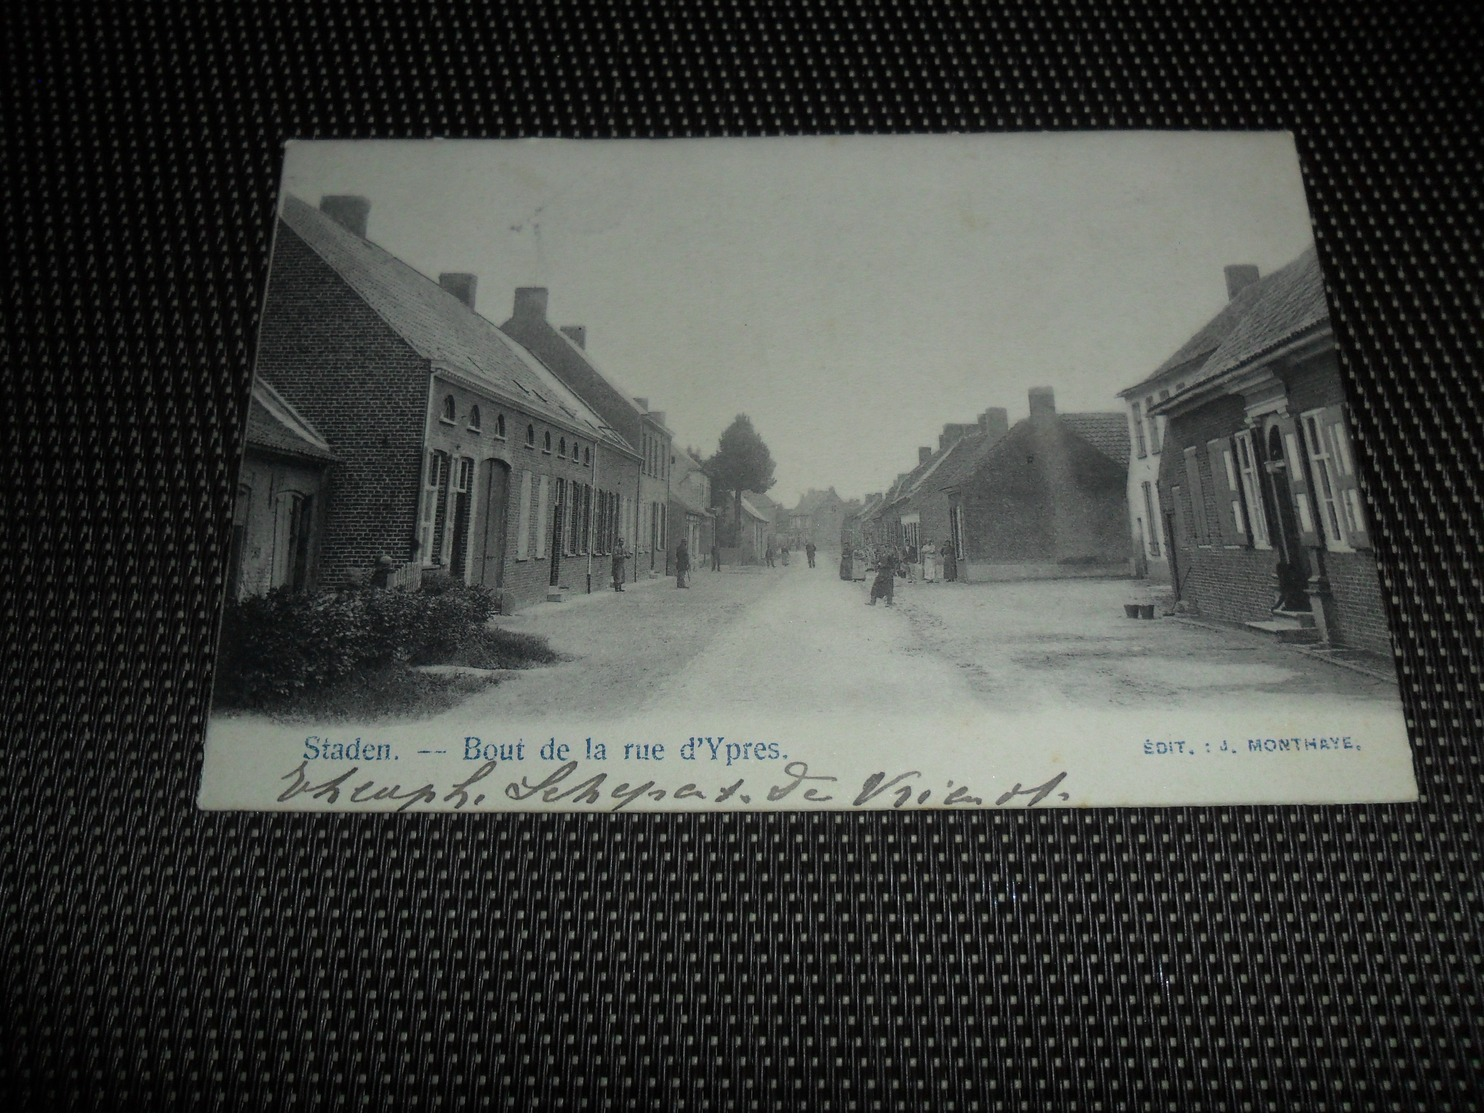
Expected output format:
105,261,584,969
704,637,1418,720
200,134,1416,810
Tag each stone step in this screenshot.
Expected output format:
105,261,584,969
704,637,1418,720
1271,608,1317,629
546,589,566,603
1244,618,1322,644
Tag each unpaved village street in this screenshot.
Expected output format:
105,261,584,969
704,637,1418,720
408,556,1398,734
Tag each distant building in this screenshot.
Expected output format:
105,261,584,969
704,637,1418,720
230,376,335,599
738,494,772,563
1147,247,1386,653
941,388,1130,581
669,446,716,566
252,195,640,611
787,487,852,554
1118,265,1263,583
501,289,674,578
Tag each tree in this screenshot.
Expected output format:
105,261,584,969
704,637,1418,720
705,415,776,547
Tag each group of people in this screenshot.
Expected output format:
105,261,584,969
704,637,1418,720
866,538,958,606
606,536,826,593
764,540,817,568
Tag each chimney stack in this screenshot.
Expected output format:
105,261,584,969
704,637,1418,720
979,408,1009,441
559,325,587,349
918,446,933,465
513,287,549,321
319,195,370,238
438,273,478,311
1028,387,1056,421
650,411,667,428
634,397,650,412
1224,264,1260,300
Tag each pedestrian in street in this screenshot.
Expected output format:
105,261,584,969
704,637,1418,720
675,539,691,588
781,543,790,566
869,551,896,607
765,541,776,568
941,540,957,583
612,538,629,592
805,541,817,568
921,539,939,583
711,541,722,572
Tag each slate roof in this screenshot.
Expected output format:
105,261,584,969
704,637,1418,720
1061,413,1132,467
247,376,335,461
279,195,632,453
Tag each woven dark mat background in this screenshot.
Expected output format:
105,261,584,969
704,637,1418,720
4,0,1481,1109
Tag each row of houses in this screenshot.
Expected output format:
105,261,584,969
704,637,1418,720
849,391,1132,582
1117,247,1388,654
230,193,718,612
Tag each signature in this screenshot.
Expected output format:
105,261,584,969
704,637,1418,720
276,759,1070,813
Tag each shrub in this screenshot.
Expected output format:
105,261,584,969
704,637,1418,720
216,579,508,710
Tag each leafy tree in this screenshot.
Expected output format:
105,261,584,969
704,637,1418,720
705,414,776,546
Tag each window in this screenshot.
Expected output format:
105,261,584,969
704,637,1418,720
572,441,581,463
515,470,533,560
271,491,314,591
1130,402,1147,458
1141,482,1160,557
559,437,567,458
525,424,535,448
418,451,448,562
467,405,481,432
1145,397,1161,454
1234,430,1270,548
1301,409,1369,550
440,395,456,424
583,446,591,466
542,431,552,454
534,475,550,559
445,457,474,571
495,413,506,439
1220,442,1246,538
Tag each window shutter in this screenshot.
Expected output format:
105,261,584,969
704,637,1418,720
1275,413,1321,548
1182,447,1209,545
1205,437,1245,545
1325,406,1372,549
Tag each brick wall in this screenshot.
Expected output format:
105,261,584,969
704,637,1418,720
1323,550,1392,655
255,225,429,587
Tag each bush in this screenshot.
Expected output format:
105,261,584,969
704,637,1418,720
216,579,503,708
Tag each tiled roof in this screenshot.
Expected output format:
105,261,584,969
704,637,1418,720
279,195,632,454
1197,248,1328,382
1124,246,1326,396
739,496,770,523
247,376,335,461
1061,412,1131,467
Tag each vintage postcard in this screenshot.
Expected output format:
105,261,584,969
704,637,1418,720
199,134,1417,812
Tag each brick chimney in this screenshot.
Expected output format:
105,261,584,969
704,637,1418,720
559,325,586,349
512,287,549,322
650,411,666,428
319,195,370,238
939,422,977,450
979,408,1009,441
918,446,933,465
1224,264,1260,300
634,397,650,412
438,273,477,310
1028,387,1056,422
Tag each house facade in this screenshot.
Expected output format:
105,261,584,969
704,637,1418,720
1118,265,1263,584
1148,248,1387,654
942,388,1130,581
501,290,675,579
252,195,641,612
669,447,716,565
230,377,335,599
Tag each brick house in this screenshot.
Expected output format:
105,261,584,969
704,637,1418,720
253,195,641,612
1147,247,1387,654
1117,265,1264,583
941,388,1131,581
786,488,852,555
229,376,335,599
501,289,675,579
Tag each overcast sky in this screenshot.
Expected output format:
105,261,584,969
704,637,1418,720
279,134,1316,507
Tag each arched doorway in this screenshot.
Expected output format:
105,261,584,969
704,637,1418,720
1262,422,1310,610
475,458,511,588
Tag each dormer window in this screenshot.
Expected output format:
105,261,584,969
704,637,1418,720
440,394,456,424
468,405,482,432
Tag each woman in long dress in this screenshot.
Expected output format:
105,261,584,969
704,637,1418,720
921,539,939,583
941,540,957,582
612,539,628,592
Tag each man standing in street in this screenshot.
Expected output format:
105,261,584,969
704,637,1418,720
805,541,817,568
675,539,691,588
